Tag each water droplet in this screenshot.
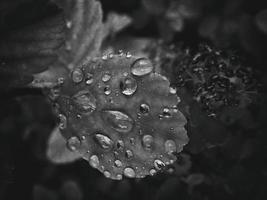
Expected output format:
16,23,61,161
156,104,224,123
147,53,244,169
117,140,124,150
130,138,135,145
125,150,133,158
66,21,72,28
120,77,137,96
85,73,94,85
140,103,150,114
102,73,111,82
67,136,81,151
108,53,114,59
142,135,154,150
57,77,64,85
163,108,171,118
149,169,157,176
118,50,123,56
102,54,108,60
71,69,84,83
154,159,165,170
169,87,177,94
58,114,67,129
114,160,122,167
94,133,114,150
72,90,96,113
116,174,123,180
123,167,135,178
126,52,132,58
165,140,177,154
89,155,99,168
102,110,134,133
104,171,111,178
131,58,153,76
104,86,111,95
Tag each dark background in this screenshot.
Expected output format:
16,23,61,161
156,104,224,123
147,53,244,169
0,0,267,200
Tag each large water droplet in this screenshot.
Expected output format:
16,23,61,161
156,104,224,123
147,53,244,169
131,58,153,76
71,68,84,83
85,73,94,85
123,167,136,178
102,73,111,82
169,87,177,94
154,159,165,170
58,114,67,129
102,110,134,133
114,160,122,167
72,90,96,113
120,77,137,96
104,171,111,178
142,135,154,150
67,136,81,151
140,103,150,114
165,140,177,154
125,150,133,159
89,155,99,168
94,133,114,150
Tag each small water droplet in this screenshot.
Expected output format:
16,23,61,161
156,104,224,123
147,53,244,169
114,160,122,167
125,150,133,158
140,103,150,114
102,110,134,133
89,155,99,168
142,135,154,150
102,55,108,60
149,169,157,176
71,69,84,83
72,90,96,113
165,140,177,154
118,50,123,56
67,136,81,151
130,138,135,145
163,108,171,118
57,77,64,85
120,77,137,96
85,73,94,85
94,133,114,150
104,171,111,178
108,53,114,59
169,87,177,94
104,86,111,95
131,58,153,76
102,73,111,82
58,114,67,129
123,167,135,178
126,52,132,58
116,174,123,180
117,140,124,150
154,159,165,170
66,21,72,28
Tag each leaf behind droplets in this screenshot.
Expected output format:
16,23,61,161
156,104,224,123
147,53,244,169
46,127,81,164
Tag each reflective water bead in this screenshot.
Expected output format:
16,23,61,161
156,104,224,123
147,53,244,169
85,73,94,85
125,150,133,158
154,159,165,170
131,58,153,76
72,90,96,113
142,135,154,150
94,134,114,150
71,68,84,83
149,169,157,176
89,155,100,168
101,110,134,133
104,171,111,178
120,77,137,96
164,140,177,154
140,103,150,114
67,136,81,151
169,87,177,94
123,167,136,178
104,86,111,95
102,73,111,82
58,114,67,129
114,160,122,167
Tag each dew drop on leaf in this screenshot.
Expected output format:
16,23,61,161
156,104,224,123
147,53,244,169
114,160,123,167
58,114,67,130
89,155,100,168
67,136,81,151
104,171,111,178
139,103,150,114
164,140,177,154
123,167,136,178
72,90,96,113
102,110,134,133
142,135,154,150
102,73,111,82
71,68,84,83
125,149,133,159
154,159,165,170
120,77,137,96
94,133,114,150
131,58,153,76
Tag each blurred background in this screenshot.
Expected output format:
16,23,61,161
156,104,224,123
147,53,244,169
0,0,267,200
